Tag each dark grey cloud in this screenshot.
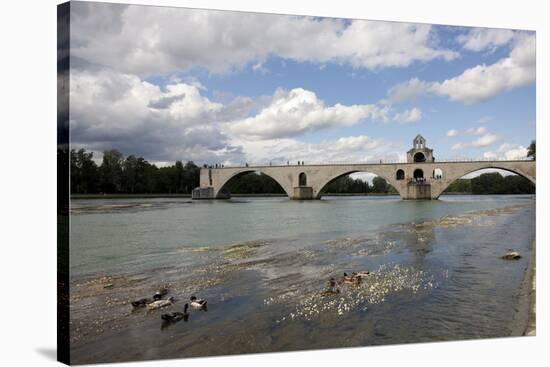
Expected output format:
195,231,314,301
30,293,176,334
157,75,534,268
69,68,245,164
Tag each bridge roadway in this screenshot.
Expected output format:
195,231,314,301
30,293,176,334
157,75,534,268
192,160,536,200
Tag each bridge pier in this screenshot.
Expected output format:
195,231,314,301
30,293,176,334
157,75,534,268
292,186,314,200
192,186,216,199
403,183,433,200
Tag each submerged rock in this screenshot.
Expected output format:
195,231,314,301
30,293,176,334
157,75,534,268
501,251,522,260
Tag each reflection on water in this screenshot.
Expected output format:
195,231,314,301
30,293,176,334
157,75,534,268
69,195,535,364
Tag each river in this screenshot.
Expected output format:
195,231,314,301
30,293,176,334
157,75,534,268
69,195,535,364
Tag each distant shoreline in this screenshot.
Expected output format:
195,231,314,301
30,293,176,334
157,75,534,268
71,192,535,200
71,193,192,199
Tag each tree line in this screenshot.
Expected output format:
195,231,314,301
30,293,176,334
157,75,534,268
70,149,200,194
231,171,534,196
228,173,396,195
323,175,397,194
444,172,535,195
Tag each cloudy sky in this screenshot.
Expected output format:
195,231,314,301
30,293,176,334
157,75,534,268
68,2,536,168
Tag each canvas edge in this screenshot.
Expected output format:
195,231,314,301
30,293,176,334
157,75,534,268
57,1,71,365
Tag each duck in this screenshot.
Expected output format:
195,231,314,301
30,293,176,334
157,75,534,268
501,251,522,260
153,286,169,301
322,289,340,296
342,272,363,285
147,296,175,310
161,303,189,322
325,277,336,288
190,296,208,310
321,277,340,296
131,298,152,308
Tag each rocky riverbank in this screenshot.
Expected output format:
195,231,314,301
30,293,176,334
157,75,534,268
511,239,536,336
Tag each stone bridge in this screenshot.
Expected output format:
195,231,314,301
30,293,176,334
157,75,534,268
192,160,535,200
192,135,535,200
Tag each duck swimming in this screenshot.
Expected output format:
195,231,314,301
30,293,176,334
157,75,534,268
147,296,175,310
131,286,170,307
321,277,340,296
190,296,208,310
342,272,365,285
161,303,189,323
131,298,152,308
501,251,522,260
153,286,169,301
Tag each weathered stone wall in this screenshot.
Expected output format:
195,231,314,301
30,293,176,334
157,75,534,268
406,183,432,200
197,160,535,200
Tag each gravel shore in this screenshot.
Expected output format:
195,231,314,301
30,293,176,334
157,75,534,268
512,239,536,336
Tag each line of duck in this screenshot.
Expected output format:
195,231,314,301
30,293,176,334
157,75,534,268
322,271,370,296
130,286,208,327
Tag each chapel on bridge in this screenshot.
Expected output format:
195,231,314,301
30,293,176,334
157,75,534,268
407,134,434,163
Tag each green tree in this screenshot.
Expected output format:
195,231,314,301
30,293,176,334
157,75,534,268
444,179,471,193
70,149,99,194
182,161,200,193
134,157,155,193
527,140,536,160
174,160,184,193
227,172,285,194
100,149,124,193
445,172,534,195
121,155,138,193
372,176,388,193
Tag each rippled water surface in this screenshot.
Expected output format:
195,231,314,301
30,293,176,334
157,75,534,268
69,195,535,364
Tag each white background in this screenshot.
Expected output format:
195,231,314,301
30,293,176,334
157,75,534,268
0,0,546,366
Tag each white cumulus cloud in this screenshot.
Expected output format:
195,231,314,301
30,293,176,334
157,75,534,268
387,33,535,105
450,132,499,151
70,2,458,76
69,68,407,165
225,88,386,139
482,143,528,160
431,34,535,104
231,135,402,165
452,143,467,150
466,126,487,135
446,129,459,137
393,107,422,123
471,133,499,147
456,28,516,51
387,78,431,103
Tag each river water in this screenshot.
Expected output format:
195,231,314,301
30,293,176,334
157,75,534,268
69,195,535,364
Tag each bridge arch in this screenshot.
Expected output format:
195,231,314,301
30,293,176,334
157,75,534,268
315,169,403,199
215,169,291,198
432,165,536,199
